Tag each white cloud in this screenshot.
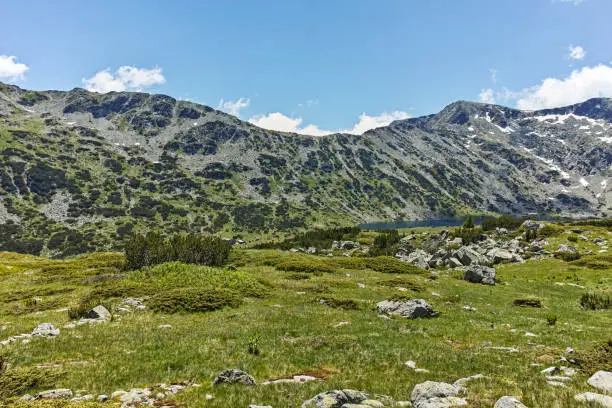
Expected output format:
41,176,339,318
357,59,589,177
0,55,29,82
490,68,498,84
557,0,585,4
516,64,612,110
478,88,496,104
218,97,250,117
248,110,410,136
568,45,586,60
83,66,165,93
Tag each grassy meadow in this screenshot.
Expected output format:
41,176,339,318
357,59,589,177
0,223,610,407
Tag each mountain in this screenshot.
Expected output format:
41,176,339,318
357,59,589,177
0,82,610,256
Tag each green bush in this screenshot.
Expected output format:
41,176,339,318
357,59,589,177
462,215,475,229
538,224,564,237
365,256,423,274
369,230,401,257
247,334,262,355
316,296,361,310
148,288,240,313
546,314,558,326
513,298,542,308
276,260,334,274
570,253,612,270
0,361,60,400
451,227,484,244
575,340,612,373
557,251,581,262
124,232,231,270
481,214,524,231
255,226,361,250
580,293,611,310
568,234,578,242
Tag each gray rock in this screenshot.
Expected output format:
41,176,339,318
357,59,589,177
124,298,143,307
377,299,436,319
557,244,577,253
575,392,612,407
302,390,369,408
71,394,94,402
213,369,256,386
453,374,485,387
32,323,60,337
494,396,528,408
404,249,432,270
97,394,109,402
460,265,496,285
36,389,73,399
487,248,514,264
588,371,612,395
20,394,35,401
454,246,487,266
86,305,111,320
411,381,467,408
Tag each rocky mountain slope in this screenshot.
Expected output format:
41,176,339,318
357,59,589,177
0,82,610,255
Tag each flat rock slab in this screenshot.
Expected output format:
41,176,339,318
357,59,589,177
377,299,436,319
494,396,528,408
301,390,370,408
588,371,612,395
213,369,256,386
575,392,612,407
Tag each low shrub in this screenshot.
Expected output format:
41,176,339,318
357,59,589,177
481,214,524,231
0,362,60,400
570,253,612,270
316,296,361,310
557,251,581,262
276,260,334,274
124,232,231,270
148,288,240,313
546,314,558,326
380,277,423,291
451,227,484,244
567,234,579,242
255,226,361,250
580,293,611,310
365,256,423,274
247,334,262,355
575,340,612,373
513,298,542,308
538,224,564,237
369,230,402,257
286,272,314,280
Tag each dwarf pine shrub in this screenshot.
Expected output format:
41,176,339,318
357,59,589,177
149,288,240,313
580,293,611,310
124,232,231,270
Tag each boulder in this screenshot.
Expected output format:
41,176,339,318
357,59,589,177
377,299,436,319
588,371,612,395
557,244,577,253
453,246,487,266
301,390,369,408
32,323,60,337
402,249,431,270
494,396,528,408
575,392,612,407
86,305,111,320
213,369,256,386
522,220,543,231
411,381,467,408
36,389,73,400
487,248,514,264
460,265,496,285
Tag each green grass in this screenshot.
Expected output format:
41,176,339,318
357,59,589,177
0,224,611,407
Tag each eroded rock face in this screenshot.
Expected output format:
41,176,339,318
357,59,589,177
377,299,436,319
301,389,370,408
213,369,256,386
494,396,528,408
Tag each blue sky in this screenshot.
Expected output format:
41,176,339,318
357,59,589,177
1,0,611,135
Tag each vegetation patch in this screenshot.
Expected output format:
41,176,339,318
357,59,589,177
556,251,581,262
315,296,361,310
276,260,334,274
148,288,241,314
379,277,423,292
570,252,612,270
513,298,542,308
575,340,612,374
0,358,60,400
124,233,231,270
365,256,424,274
580,292,611,310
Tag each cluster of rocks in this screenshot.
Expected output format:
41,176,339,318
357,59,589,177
575,370,612,407
116,298,147,314
21,381,198,406
396,227,538,272
0,322,59,346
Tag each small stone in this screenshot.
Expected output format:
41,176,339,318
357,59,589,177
97,395,109,402
541,366,560,375
206,394,214,400
20,394,35,401
32,323,60,337
213,369,256,386
71,394,94,402
86,305,111,320
405,360,417,369
575,392,612,407
334,321,350,328
494,396,528,408
158,324,173,329
36,389,73,399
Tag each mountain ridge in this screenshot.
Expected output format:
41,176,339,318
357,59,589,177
0,81,610,256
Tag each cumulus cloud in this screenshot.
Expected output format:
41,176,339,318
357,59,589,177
0,55,29,82
478,88,496,104
557,0,585,4
248,110,410,136
218,97,250,117
568,45,586,60
516,64,612,110
490,68,498,84
83,66,165,93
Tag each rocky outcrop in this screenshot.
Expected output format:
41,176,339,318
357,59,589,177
377,299,436,319
411,381,467,408
213,369,256,386
460,265,496,285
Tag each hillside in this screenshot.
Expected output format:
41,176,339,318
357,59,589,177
0,83,610,255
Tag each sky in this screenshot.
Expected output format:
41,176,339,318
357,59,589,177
1,0,612,135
